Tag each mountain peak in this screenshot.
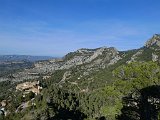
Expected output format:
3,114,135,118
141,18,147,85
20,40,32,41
145,34,160,47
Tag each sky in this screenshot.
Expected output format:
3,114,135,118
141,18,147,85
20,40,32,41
0,0,160,56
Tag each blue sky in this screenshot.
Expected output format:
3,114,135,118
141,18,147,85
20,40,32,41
0,0,160,56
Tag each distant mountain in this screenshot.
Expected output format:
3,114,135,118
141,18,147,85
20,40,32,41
0,55,54,62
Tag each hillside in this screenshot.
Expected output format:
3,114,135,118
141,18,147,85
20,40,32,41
0,34,160,120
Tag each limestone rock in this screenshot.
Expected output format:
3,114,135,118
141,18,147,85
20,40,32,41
145,34,160,48
152,53,159,62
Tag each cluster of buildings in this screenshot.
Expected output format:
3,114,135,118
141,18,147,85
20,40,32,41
16,81,42,95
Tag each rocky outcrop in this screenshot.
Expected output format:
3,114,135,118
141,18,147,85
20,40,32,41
0,100,7,107
145,34,160,47
85,47,106,63
60,56,85,69
127,50,144,63
109,55,122,65
152,53,159,62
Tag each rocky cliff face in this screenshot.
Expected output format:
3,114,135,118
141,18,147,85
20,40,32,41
62,47,121,69
145,34,160,48
146,34,160,62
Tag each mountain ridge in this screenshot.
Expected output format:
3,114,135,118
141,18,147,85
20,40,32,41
0,34,160,83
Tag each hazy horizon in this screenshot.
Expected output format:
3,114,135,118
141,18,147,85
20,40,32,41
1,0,160,56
